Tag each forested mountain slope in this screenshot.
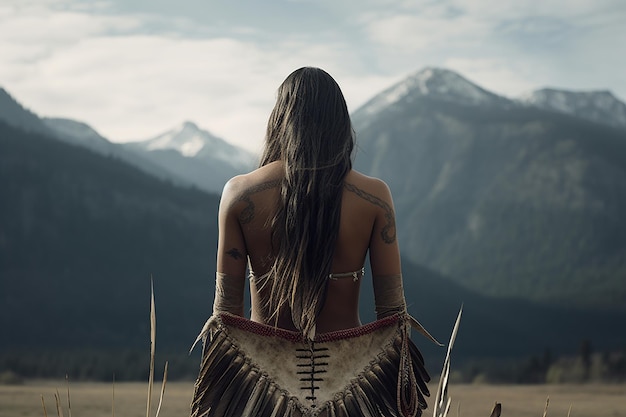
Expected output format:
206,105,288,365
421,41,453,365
353,68,626,311
0,121,218,350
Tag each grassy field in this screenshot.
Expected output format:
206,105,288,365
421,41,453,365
1,381,624,417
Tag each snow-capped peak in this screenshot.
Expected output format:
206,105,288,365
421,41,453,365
144,121,211,157
403,67,494,102
520,88,626,129
357,67,508,116
129,121,257,172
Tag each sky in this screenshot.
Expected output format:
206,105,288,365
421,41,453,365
1,0,625,153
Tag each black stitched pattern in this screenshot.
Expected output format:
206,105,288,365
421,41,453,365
295,342,329,404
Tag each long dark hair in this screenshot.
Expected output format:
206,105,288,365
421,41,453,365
259,67,354,339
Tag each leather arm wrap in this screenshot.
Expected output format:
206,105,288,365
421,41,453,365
213,272,245,316
372,273,407,320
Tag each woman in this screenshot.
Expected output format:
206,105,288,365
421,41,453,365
191,67,433,417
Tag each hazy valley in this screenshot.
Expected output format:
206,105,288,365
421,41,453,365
1,67,625,383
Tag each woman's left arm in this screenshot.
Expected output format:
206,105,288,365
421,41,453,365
213,177,248,317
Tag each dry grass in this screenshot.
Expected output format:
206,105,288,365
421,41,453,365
1,381,625,417
443,383,626,417
0,380,192,417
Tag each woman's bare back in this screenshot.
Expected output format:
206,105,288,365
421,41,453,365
216,161,402,333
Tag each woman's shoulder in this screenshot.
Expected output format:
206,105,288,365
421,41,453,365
221,162,283,206
344,170,392,199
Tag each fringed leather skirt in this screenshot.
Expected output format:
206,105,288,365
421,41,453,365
190,313,430,417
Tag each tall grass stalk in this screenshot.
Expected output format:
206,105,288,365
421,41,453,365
41,394,48,417
112,373,115,417
65,374,71,417
54,389,64,417
542,397,550,417
155,361,169,417
433,306,462,417
146,278,156,417
489,403,502,417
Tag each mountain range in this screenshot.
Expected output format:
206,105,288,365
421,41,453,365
1,118,624,368
352,68,626,312
0,88,256,194
1,68,625,378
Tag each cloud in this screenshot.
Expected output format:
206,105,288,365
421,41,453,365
24,35,288,149
0,2,389,151
442,58,537,97
356,0,626,100
1,0,624,153
364,13,489,51
0,3,141,81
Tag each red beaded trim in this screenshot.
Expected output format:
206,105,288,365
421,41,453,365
219,314,304,343
217,313,401,343
315,314,400,342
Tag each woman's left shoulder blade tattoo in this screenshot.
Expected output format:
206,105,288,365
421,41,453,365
344,182,396,244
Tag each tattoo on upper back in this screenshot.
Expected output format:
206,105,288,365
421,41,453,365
344,182,396,244
226,248,244,260
233,179,281,224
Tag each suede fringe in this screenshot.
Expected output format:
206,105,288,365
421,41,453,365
190,314,430,417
